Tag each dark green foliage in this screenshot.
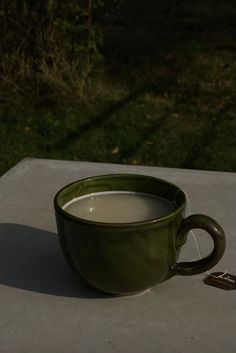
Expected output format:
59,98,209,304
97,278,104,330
0,0,103,104
0,1,236,175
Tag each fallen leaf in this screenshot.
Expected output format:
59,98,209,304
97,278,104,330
111,147,119,155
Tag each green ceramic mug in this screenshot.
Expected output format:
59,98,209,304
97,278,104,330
54,174,226,295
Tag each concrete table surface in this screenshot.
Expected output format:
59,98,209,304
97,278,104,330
0,158,235,353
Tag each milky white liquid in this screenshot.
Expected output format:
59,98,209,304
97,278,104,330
63,191,174,223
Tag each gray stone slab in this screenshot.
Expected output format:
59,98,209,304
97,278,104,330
0,158,235,353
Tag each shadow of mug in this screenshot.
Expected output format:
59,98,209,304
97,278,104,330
0,223,110,299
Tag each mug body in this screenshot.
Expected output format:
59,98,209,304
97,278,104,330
54,174,186,295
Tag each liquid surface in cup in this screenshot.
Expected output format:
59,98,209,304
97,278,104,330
63,191,174,223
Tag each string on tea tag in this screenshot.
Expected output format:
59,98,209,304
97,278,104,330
183,190,235,290
183,189,211,276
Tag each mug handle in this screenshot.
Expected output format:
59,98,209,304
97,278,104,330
172,214,226,275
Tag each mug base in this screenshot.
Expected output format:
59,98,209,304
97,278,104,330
117,289,150,297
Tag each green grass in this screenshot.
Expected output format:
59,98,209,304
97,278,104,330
0,0,236,175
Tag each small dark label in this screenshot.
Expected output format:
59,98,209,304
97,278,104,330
204,272,236,290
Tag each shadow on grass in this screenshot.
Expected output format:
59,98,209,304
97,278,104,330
55,76,179,154
54,0,236,161
1,0,235,174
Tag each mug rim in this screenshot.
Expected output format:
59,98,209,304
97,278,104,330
54,173,186,227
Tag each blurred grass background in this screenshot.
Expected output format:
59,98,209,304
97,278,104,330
0,0,236,175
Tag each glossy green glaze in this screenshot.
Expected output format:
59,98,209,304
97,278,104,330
54,174,226,295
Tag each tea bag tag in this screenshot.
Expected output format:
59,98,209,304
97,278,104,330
203,272,236,290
